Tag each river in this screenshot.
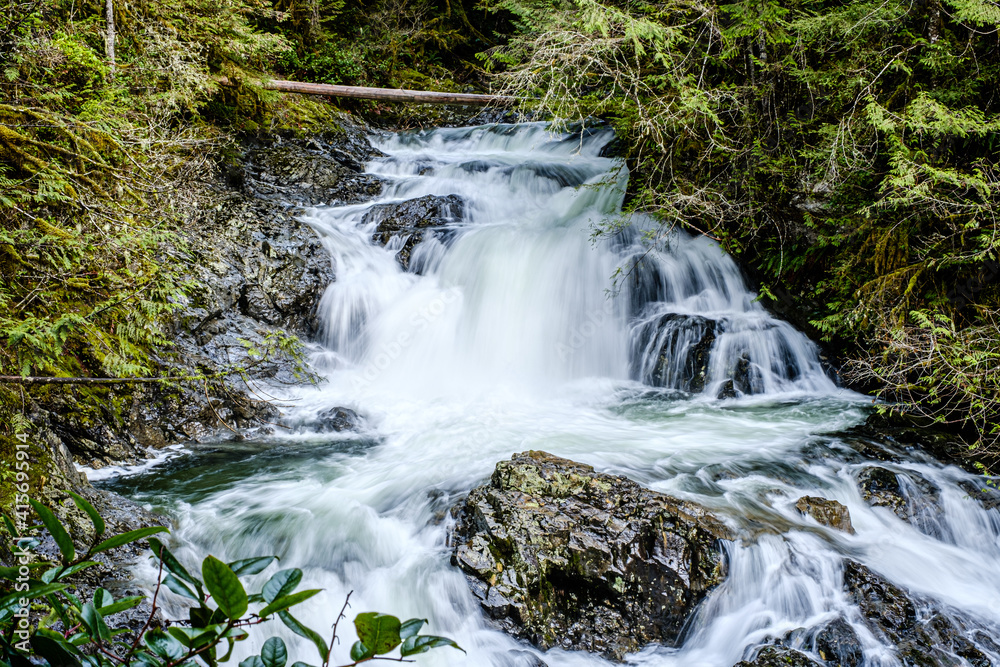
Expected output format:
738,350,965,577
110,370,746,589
100,123,1000,667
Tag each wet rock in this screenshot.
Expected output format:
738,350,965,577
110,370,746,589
717,379,738,399
856,467,943,535
815,618,864,667
451,451,732,661
795,496,855,534
631,313,717,393
732,353,764,395
123,126,384,451
736,646,820,667
958,479,1000,511
315,407,363,432
363,194,465,270
844,561,991,666
857,466,907,516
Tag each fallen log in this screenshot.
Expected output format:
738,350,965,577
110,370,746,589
0,375,196,384
262,79,515,106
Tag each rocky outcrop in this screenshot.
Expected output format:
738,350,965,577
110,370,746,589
23,120,383,475
794,496,855,534
314,406,364,433
630,313,716,393
844,560,991,666
121,130,382,453
450,451,732,661
736,646,819,667
363,194,465,270
855,466,944,536
815,618,864,666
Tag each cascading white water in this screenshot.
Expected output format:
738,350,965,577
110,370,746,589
105,123,1000,667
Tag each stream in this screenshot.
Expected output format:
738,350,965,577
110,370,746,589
100,123,1000,667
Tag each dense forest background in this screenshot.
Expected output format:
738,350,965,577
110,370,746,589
1,0,998,502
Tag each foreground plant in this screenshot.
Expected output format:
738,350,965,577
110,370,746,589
0,494,461,667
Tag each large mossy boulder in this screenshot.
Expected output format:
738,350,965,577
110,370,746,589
450,451,732,661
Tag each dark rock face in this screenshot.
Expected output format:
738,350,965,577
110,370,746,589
958,479,1000,511
815,618,864,667
732,352,764,395
451,451,732,661
736,646,820,667
844,561,991,666
857,466,907,515
33,123,385,473
630,313,717,393
856,466,945,536
124,131,384,451
794,496,855,534
362,194,464,270
315,407,363,432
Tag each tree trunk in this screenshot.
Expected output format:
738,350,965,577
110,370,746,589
105,0,115,74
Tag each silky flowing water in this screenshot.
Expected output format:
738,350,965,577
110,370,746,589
101,124,1000,666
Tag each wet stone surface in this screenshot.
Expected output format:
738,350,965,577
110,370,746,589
362,193,465,271
844,560,993,666
795,496,855,534
451,451,732,661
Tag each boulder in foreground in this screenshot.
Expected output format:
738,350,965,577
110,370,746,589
450,451,732,660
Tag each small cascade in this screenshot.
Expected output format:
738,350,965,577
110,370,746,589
102,122,1000,667
621,226,834,397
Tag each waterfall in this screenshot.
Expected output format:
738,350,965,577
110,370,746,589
105,123,1000,667
308,122,836,401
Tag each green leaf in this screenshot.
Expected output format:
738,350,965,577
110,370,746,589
29,500,74,563
147,538,200,590
93,588,113,608
399,635,464,657
97,595,144,616
202,555,248,620
354,612,402,656
42,561,97,583
79,602,111,642
261,637,287,667
144,629,187,661
168,625,223,648
239,657,264,667
262,569,302,603
0,583,68,611
277,611,329,663
66,491,105,538
2,512,19,538
132,652,164,667
228,556,276,577
93,527,168,555
258,589,321,618
289,663,314,667
30,635,83,667
349,641,372,662
399,618,426,639
163,574,199,600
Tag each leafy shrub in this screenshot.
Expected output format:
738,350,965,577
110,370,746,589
0,495,462,667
